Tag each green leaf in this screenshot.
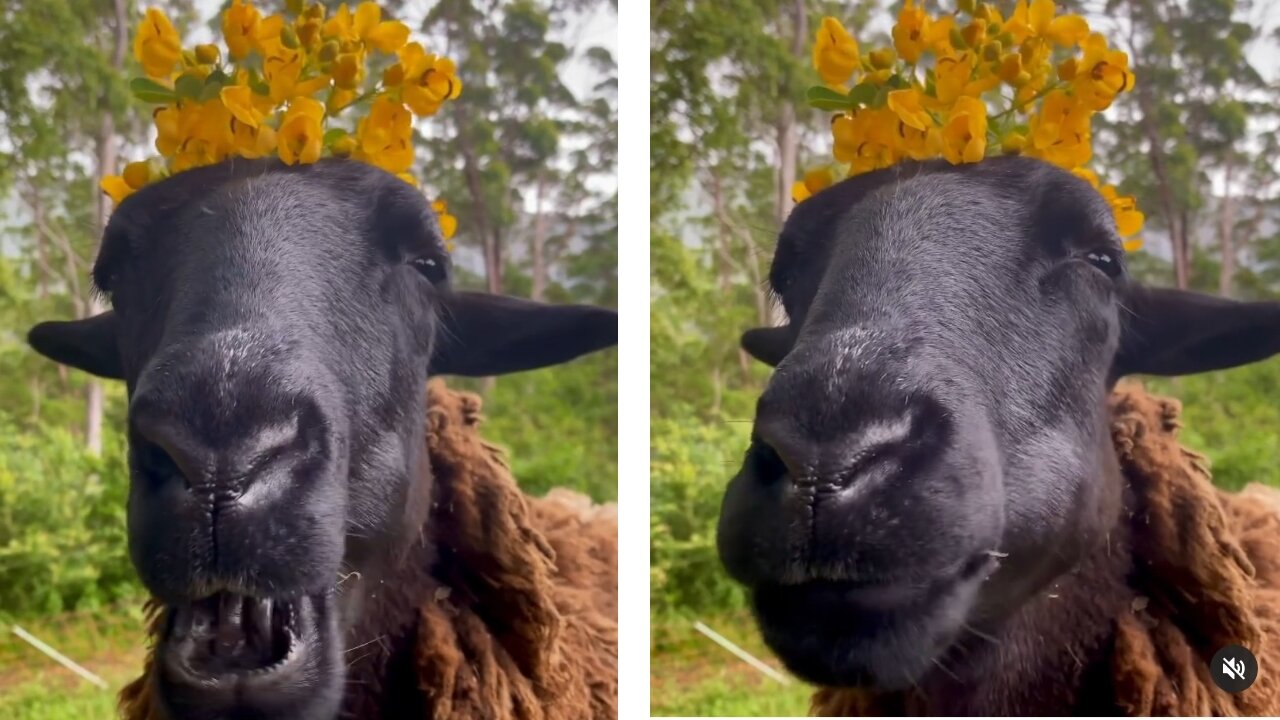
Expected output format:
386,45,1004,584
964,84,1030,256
198,71,230,102
129,77,175,104
847,82,878,107
323,128,348,146
805,85,855,112
174,74,204,101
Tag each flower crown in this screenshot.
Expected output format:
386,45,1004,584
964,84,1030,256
797,0,1143,251
102,0,459,240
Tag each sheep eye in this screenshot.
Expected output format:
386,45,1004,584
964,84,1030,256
410,256,447,285
1083,249,1121,278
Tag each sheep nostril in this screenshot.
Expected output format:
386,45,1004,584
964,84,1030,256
748,438,790,484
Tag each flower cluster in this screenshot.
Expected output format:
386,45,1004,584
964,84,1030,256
798,0,1143,249
103,0,459,239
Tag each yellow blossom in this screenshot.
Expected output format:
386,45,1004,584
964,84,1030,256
1001,132,1027,154
1101,185,1144,237
1006,0,1090,47
940,96,987,164
121,161,152,190
805,8,1141,251
222,0,261,60
101,176,135,204
393,43,462,117
791,167,835,203
323,2,410,53
1073,33,1134,110
432,199,458,240
115,0,465,245
134,8,182,79
278,97,325,165
813,17,860,86
887,88,933,131
354,96,414,174
893,0,929,63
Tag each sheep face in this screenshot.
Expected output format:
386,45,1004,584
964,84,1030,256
720,156,1280,691
27,159,616,720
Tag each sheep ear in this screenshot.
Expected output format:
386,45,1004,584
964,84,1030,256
741,325,795,367
430,291,617,376
1114,284,1280,378
28,312,124,379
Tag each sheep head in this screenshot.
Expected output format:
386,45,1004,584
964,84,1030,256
26,158,616,720
719,155,1280,690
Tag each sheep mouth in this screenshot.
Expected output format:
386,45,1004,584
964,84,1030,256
155,590,342,718
751,553,997,688
162,593,307,678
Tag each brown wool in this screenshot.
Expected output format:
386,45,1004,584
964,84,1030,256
118,381,618,720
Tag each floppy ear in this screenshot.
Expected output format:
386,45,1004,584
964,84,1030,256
430,292,617,376
741,325,796,367
28,312,124,379
1114,284,1280,377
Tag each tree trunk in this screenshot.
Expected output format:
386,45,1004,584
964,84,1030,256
1217,158,1238,298
455,111,502,294
1127,2,1188,289
85,0,130,456
773,0,807,228
530,171,549,301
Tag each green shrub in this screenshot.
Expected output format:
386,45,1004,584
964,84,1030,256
650,415,751,617
454,350,618,503
0,415,138,618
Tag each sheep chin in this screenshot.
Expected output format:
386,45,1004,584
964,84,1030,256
155,591,343,720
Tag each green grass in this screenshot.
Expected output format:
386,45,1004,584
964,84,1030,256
651,612,814,717
652,673,813,716
0,679,127,720
0,602,149,720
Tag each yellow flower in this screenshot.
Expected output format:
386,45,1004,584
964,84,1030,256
278,96,325,165
1006,0,1090,47
222,0,261,60
1028,90,1091,151
323,2,410,53
940,96,988,165
260,37,306,103
1073,33,1135,111
333,53,365,90
122,161,152,189
813,17,860,86
791,167,835,203
354,97,414,173
935,53,974,104
892,0,929,64
394,43,462,117
886,88,932,131
1001,132,1027,154
231,119,277,159
134,8,182,79
1100,185,1144,237
101,176,135,204
432,199,458,240
220,85,265,128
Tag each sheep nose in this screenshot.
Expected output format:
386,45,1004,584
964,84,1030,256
131,399,303,498
751,356,917,487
